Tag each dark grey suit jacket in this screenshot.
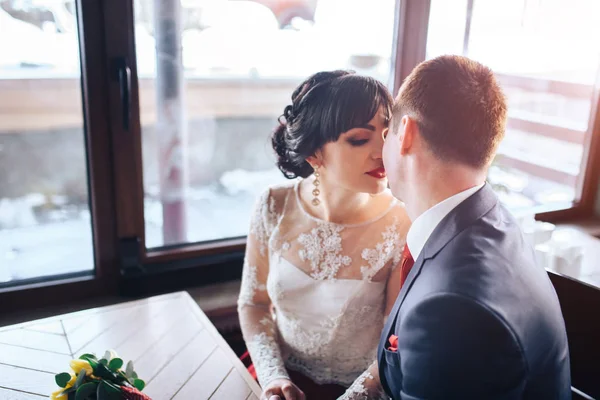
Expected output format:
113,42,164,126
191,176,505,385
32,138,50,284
378,184,571,399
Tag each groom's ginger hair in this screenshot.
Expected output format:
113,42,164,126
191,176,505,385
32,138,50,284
392,55,507,169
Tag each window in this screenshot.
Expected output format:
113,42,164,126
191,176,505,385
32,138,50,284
426,0,600,217
0,0,95,285
133,0,398,248
2,0,599,303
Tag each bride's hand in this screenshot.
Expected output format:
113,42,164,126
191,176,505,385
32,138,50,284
261,379,306,400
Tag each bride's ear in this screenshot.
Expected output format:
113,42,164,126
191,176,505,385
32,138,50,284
306,152,323,170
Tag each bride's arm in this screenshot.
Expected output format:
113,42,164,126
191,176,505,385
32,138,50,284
339,361,389,400
238,190,290,388
338,258,405,400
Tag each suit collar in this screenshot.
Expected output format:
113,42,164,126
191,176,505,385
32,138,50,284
421,183,498,260
406,183,484,261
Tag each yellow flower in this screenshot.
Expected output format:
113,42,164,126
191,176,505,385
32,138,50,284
70,359,93,376
50,374,76,400
50,388,68,400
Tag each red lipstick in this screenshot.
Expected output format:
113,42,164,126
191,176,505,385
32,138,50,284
366,167,386,179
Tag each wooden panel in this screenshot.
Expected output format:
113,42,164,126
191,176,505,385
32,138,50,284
0,387,46,399
0,343,71,374
62,315,93,334
74,297,182,357
499,154,578,188
0,364,57,397
145,330,217,399
66,304,142,354
173,348,232,400
134,315,203,382
24,322,64,335
506,115,586,145
210,369,253,400
184,292,262,395
496,73,595,100
60,299,151,334
0,328,70,355
0,292,261,399
115,302,192,363
0,78,295,132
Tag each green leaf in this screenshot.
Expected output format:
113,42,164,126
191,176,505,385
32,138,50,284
108,358,123,372
99,358,108,366
125,360,134,377
79,355,99,369
93,362,118,381
133,378,145,391
55,372,72,388
75,382,98,400
131,371,138,379
96,381,121,400
75,370,86,389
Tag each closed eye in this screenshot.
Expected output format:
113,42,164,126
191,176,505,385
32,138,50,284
348,138,369,147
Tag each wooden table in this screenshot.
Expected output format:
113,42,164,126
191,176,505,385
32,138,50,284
0,291,261,399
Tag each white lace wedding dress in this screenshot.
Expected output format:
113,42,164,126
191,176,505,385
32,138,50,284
238,181,409,399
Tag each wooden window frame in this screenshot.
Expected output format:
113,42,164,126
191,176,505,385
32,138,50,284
2,0,599,313
0,0,121,312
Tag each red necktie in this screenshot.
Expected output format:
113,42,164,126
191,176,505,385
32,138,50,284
388,245,415,352
399,244,415,288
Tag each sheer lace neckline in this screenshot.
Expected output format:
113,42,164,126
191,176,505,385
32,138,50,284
294,180,397,228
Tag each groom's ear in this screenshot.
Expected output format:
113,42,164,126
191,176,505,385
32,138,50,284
400,115,416,155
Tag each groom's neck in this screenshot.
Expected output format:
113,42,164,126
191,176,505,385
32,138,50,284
408,164,486,221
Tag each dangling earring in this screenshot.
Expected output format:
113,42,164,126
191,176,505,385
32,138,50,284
312,166,321,206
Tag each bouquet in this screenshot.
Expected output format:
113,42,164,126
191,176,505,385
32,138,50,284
51,350,152,400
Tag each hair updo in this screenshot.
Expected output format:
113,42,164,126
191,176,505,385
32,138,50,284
271,70,393,179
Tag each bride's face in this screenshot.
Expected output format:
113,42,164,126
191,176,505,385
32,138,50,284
318,107,389,195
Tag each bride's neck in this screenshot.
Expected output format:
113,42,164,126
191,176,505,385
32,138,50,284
301,175,374,224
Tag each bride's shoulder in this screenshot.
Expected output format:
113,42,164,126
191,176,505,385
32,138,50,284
256,181,295,206
266,181,296,202
252,181,296,220
380,191,410,226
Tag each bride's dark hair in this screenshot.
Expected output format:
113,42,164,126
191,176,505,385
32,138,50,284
271,71,393,179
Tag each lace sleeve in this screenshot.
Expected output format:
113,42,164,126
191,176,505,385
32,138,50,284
238,189,290,388
338,361,390,400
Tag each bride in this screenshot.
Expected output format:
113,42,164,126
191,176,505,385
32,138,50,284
238,71,410,400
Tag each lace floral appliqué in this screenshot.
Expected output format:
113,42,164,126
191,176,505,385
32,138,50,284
249,191,278,256
246,332,290,387
361,219,402,281
339,371,390,400
298,223,352,280
238,264,266,307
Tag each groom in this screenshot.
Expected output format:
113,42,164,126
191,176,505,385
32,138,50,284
378,55,571,399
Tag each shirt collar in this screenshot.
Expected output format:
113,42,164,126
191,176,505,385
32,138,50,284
406,183,485,261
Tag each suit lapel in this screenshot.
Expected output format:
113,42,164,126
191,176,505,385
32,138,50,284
378,184,499,366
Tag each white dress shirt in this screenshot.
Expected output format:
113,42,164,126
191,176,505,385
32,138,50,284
406,183,485,261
